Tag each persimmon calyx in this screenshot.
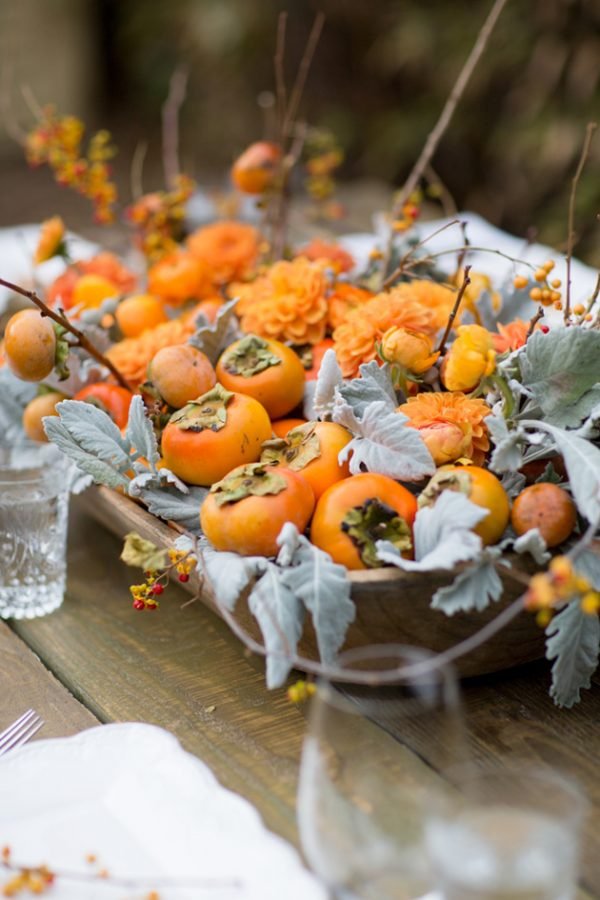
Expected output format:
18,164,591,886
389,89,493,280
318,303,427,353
169,384,234,432
341,498,412,568
261,422,320,470
418,468,471,508
210,462,288,507
221,335,281,377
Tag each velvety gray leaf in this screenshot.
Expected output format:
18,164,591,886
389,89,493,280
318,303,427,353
431,560,503,615
512,528,550,565
335,399,435,481
277,524,355,665
188,298,239,364
312,348,343,420
200,540,268,611
140,484,207,533
157,467,189,492
125,395,159,466
0,367,36,440
248,564,304,688
546,600,600,708
43,417,130,490
572,550,600,590
51,400,132,470
501,471,527,498
337,360,397,417
486,413,524,473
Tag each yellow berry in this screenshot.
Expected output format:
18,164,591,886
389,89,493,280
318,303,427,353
551,278,562,289
573,304,585,315
513,275,528,290
534,269,547,282
529,287,542,301
551,291,562,303
581,592,600,615
536,609,552,628
543,259,555,272
553,300,563,310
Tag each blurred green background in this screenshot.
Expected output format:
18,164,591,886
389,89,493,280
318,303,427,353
0,0,598,262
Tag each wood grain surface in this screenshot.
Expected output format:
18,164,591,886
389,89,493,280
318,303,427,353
5,499,599,898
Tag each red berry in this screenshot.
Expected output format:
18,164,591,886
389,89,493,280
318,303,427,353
540,325,549,333
132,599,145,610
178,572,190,583
146,602,157,611
151,583,164,595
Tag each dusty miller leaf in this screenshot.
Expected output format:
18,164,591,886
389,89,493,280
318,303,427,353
248,563,304,688
121,532,168,571
49,400,132,469
512,528,550,565
0,368,36,441
277,523,355,665
486,413,525,473
43,417,130,490
501,471,527,498
125,395,159,467
573,550,600,590
199,539,267,611
188,298,239,365
546,600,600,708
431,559,503,615
334,399,435,481
337,360,397,417
312,348,343,420
139,484,207,533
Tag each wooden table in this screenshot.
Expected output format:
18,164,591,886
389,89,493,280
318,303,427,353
1,499,599,898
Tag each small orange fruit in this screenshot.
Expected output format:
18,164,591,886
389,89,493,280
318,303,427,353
4,309,56,382
261,421,352,500
72,274,120,309
511,483,577,548
22,391,67,441
147,345,217,409
420,465,510,546
231,141,282,194
271,417,308,438
116,294,168,338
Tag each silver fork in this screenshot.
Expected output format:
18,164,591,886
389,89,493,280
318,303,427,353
0,709,44,757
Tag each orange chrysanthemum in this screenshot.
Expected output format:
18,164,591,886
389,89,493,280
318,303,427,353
147,251,213,307
106,317,197,387
187,220,260,284
235,257,329,345
47,252,136,309
332,287,438,378
297,238,354,274
327,282,374,331
393,280,458,330
493,319,531,353
398,391,491,467
35,216,65,264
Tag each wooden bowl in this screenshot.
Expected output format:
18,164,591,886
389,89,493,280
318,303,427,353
80,486,545,677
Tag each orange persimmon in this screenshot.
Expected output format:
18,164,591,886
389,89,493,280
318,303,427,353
200,462,315,557
231,141,282,194
147,345,216,409
116,294,168,338
511,483,576,548
4,309,56,382
310,473,418,570
271,417,308,438
419,465,510,546
261,421,351,500
73,383,133,429
303,338,335,381
22,391,67,441
161,385,272,486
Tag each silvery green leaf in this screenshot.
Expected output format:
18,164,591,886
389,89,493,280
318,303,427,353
79,296,119,325
546,600,600,708
128,471,157,496
312,348,343,420
0,367,36,440
574,402,600,440
276,524,355,665
334,400,435,481
157,467,189,492
501,471,527,498
574,550,600,589
188,298,239,364
531,422,600,524
431,560,503,615
486,414,525,473
512,528,550,565
69,469,93,495
51,400,132,469
337,360,397,417
519,328,600,426
248,563,304,688
376,491,485,572
125,395,160,467
43,417,130,490
199,539,267,611
140,484,207,533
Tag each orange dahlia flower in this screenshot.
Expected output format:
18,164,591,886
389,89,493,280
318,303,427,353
235,257,329,345
493,319,530,353
394,280,458,330
332,287,438,378
106,317,197,387
35,216,65,264
327,282,374,331
187,220,260,284
298,238,354,274
398,391,490,466
147,251,213,307
441,324,496,392
47,252,137,309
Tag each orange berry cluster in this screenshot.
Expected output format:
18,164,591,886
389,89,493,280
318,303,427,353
287,679,316,703
1,847,55,897
130,549,196,611
391,189,422,234
25,107,117,224
525,556,600,627
514,260,563,310
303,128,344,218
126,175,196,262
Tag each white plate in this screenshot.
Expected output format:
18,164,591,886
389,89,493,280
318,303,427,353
0,722,326,899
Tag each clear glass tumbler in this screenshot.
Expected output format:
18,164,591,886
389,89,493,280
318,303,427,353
0,441,71,619
425,765,587,900
297,644,467,899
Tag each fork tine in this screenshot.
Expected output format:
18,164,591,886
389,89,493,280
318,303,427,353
1,717,44,754
0,709,35,746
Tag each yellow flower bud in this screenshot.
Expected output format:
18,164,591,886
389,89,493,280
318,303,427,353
380,326,439,375
581,592,600,615
440,324,496,392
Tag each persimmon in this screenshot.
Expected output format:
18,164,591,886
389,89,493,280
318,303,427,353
200,462,315,557
147,251,212,306
231,141,282,194
161,384,272,486
116,294,168,338
302,338,335,381
73,383,133,429
22,391,67,441
261,421,351,500
419,464,510,546
215,335,305,419
4,309,56,382
511,483,576,548
271,417,308,438
72,274,120,309
310,473,418,570
147,345,217,409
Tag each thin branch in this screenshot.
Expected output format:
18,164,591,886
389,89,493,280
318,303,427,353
273,11,288,145
282,12,325,140
565,121,597,323
379,0,510,284
129,140,148,200
382,217,462,289
455,218,471,275
272,121,308,260
0,63,26,144
161,65,189,189
437,265,471,354
20,82,43,119
0,277,131,391
526,305,544,339
424,164,458,217
402,243,539,274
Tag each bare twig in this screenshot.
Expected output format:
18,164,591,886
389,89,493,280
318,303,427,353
379,0,510,285
424,164,458,217
130,140,148,200
382,217,462,289
0,277,131,390
282,12,325,140
273,11,288,144
161,65,189,189
455,219,471,275
437,265,471,354
565,121,597,323
402,243,538,274
526,305,544,339
272,121,308,260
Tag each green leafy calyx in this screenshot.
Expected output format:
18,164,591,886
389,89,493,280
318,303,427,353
261,422,321,471
169,384,234,432
222,335,282,377
210,462,288,506
342,498,412,568
418,468,471,508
